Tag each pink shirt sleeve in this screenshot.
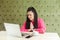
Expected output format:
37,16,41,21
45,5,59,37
20,22,28,32
35,18,46,34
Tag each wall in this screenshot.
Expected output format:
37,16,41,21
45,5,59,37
0,0,60,36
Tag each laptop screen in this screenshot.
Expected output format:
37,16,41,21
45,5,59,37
4,23,22,38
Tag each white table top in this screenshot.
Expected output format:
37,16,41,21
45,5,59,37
0,31,60,40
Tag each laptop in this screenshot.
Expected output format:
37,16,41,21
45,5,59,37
4,23,22,38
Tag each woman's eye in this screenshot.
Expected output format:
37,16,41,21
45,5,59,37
27,14,31,16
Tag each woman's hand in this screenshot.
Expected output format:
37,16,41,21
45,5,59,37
28,29,32,32
28,22,34,32
33,29,37,31
30,22,34,30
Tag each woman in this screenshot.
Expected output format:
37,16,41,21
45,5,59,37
20,7,46,34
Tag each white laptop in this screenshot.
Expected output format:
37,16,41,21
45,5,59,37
4,23,22,38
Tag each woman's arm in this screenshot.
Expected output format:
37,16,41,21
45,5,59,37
20,22,28,32
34,18,46,34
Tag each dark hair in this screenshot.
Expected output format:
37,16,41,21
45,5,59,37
25,7,38,29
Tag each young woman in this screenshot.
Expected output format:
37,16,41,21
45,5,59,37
20,7,46,34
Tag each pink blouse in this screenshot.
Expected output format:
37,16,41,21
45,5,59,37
20,18,46,34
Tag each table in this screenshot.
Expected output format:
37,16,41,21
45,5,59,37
0,31,60,40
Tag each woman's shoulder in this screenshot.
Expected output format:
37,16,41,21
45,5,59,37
38,18,44,21
22,21,26,25
37,18,45,24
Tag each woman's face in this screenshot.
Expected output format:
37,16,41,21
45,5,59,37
27,11,34,21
